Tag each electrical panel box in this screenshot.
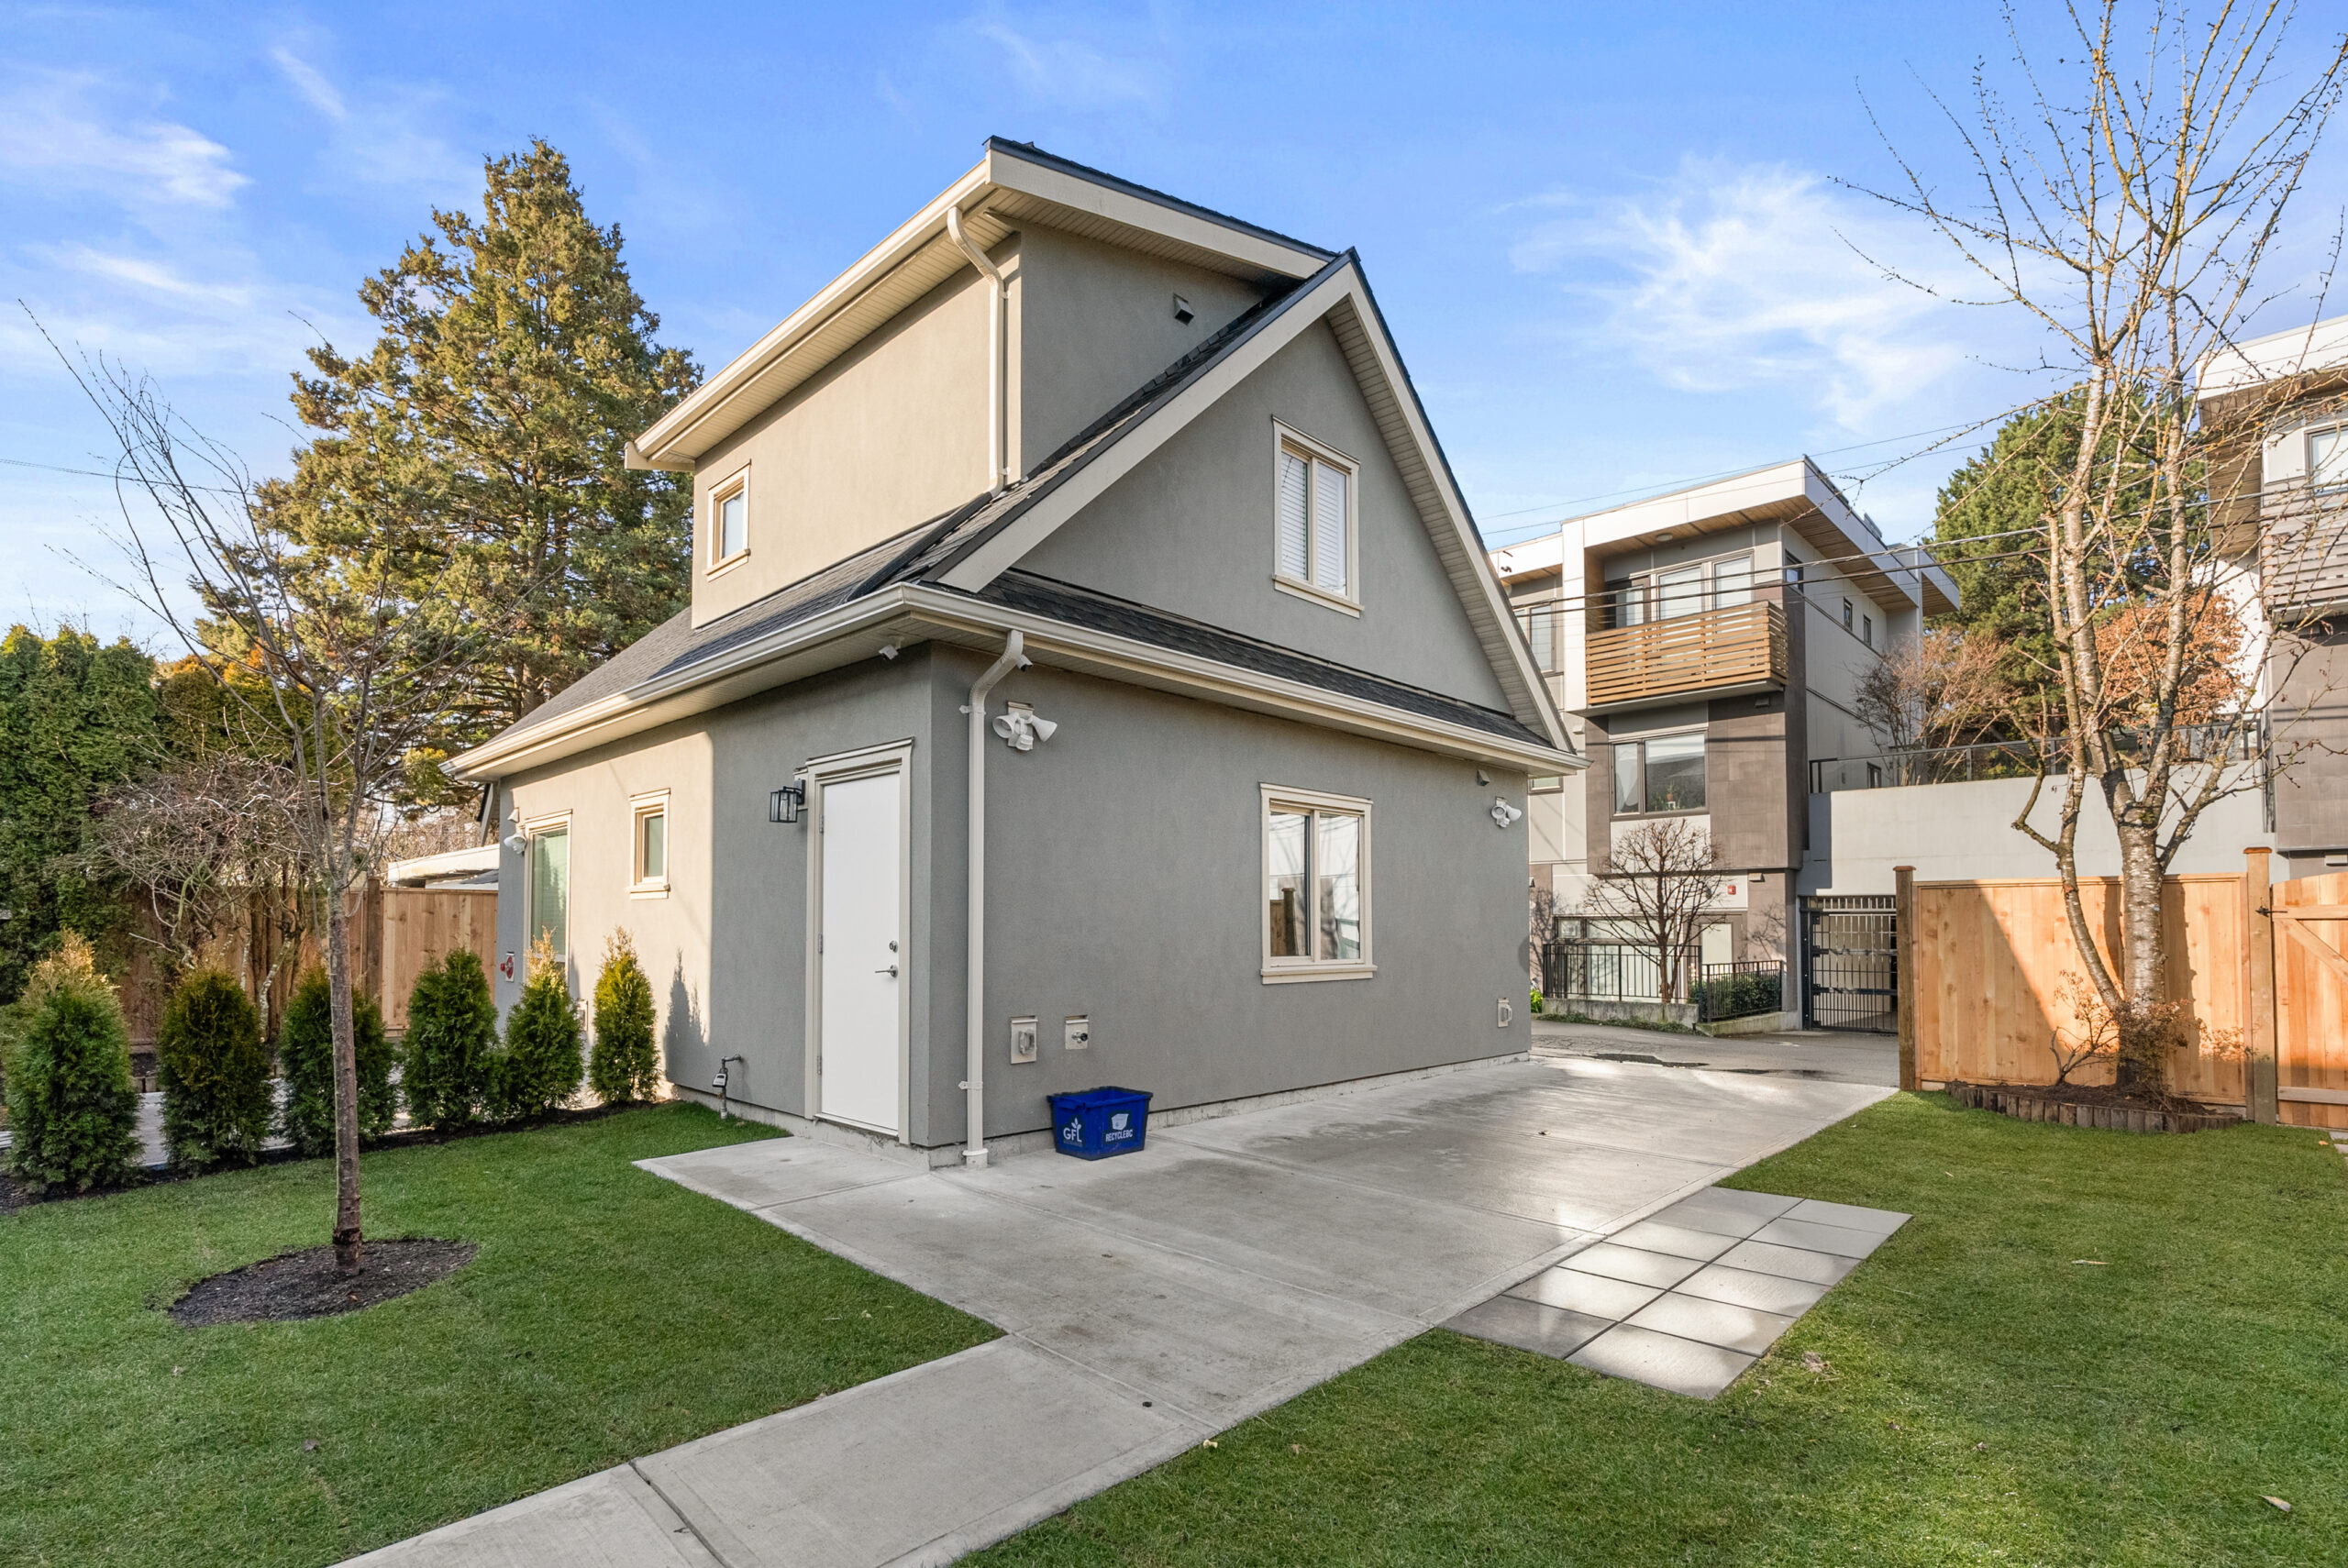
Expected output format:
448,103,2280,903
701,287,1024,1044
1497,999,1514,1028
1064,1015,1091,1050
1009,1016,1038,1064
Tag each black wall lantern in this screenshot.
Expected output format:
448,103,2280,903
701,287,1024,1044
770,782,804,824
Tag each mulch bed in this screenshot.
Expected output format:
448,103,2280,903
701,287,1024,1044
1947,1079,2243,1134
167,1239,477,1325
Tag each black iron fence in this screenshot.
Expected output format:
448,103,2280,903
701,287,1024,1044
1539,943,1785,1022
1803,895,1897,1032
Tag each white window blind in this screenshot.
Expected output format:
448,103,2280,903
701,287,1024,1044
1312,461,1348,593
1277,451,1312,580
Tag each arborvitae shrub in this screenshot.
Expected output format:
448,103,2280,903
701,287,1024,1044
493,937,582,1121
277,967,396,1156
403,949,497,1131
154,969,271,1171
588,929,659,1104
3,934,138,1193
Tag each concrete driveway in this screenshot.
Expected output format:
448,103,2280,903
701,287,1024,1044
349,1055,1888,1568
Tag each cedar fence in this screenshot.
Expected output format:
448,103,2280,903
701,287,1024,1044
1898,851,2348,1129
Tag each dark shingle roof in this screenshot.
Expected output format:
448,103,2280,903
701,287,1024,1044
490,252,1553,757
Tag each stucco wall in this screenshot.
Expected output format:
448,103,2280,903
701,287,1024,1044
1012,226,1268,474
921,649,1533,1144
1017,319,1512,710
1801,772,2274,895
690,268,992,626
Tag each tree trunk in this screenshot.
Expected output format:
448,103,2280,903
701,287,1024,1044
2112,801,2169,1092
326,895,364,1275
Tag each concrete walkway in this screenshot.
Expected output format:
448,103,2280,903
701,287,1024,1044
348,1055,1889,1568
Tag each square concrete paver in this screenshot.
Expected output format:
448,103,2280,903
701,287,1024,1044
1625,1292,1797,1356
1647,1187,1801,1238
1444,1295,1613,1359
1562,1242,1705,1289
1751,1215,1891,1257
1504,1265,1663,1319
1605,1218,1743,1262
1673,1262,1830,1318
1568,1324,1756,1399
1714,1237,1862,1286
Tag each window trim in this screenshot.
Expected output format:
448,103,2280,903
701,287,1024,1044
629,790,670,897
1269,421,1361,615
708,464,752,576
1259,783,1375,983
1606,547,1755,626
522,811,573,966
2310,424,2348,492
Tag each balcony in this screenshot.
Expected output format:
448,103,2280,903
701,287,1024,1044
1585,600,1788,712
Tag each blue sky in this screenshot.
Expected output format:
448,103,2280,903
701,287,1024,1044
6,2,2344,643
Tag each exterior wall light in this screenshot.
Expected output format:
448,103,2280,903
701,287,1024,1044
991,701,1058,752
770,783,804,823
1490,797,1524,829
500,833,527,855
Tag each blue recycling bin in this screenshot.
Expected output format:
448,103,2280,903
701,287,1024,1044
1047,1087,1153,1159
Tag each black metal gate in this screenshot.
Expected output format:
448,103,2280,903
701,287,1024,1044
1803,895,1897,1032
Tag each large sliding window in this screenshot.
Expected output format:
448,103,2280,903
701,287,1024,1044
1605,548,1756,626
1263,787,1372,980
1610,732,1707,815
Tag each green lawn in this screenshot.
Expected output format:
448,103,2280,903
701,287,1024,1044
0,1104,996,1568
969,1093,2348,1567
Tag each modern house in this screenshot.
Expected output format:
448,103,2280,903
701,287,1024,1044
448,140,1579,1162
1490,458,1953,1011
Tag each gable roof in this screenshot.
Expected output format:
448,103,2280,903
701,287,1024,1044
628,138,1335,470
453,181,1577,781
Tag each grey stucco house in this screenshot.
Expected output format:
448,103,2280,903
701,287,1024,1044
449,139,1581,1163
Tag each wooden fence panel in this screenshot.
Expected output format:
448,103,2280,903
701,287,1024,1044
376,887,500,1032
2272,871,2348,1129
1913,875,2247,1100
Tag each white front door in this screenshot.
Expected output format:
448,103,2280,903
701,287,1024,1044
819,770,903,1133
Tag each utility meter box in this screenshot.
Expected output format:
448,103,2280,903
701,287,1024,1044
1009,1016,1038,1064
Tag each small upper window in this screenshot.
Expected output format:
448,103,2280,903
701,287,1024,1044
1275,430,1354,602
1713,554,1753,608
1515,604,1561,672
1862,613,1875,648
632,795,669,892
712,472,749,566
1842,598,1855,631
2312,426,2348,491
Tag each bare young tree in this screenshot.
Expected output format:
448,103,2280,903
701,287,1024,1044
76,753,310,1016
61,350,490,1275
1855,624,2015,754
1859,1,2348,1092
1582,819,1728,1010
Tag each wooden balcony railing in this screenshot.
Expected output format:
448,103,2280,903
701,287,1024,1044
1585,600,1787,710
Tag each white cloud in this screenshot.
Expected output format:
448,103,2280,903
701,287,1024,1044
969,15,1164,111
269,46,348,122
0,72,246,207
1513,159,1999,430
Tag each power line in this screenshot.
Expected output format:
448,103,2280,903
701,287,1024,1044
1,454,247,495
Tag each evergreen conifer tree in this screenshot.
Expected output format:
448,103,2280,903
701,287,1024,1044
278,967,395,1155
3,934,138,1192
403,949,498,1131
494,936,582,1121
588,929,659,1103
154,969,271,1170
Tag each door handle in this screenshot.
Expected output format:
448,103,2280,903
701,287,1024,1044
876,966,899,977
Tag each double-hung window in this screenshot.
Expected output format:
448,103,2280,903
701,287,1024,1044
1611,732,1707,815
526,821,571,963
1262,787,1372,980
1274,426,1356,606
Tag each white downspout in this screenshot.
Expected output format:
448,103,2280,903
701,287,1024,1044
946,205,1007,493
962,630,1027,1165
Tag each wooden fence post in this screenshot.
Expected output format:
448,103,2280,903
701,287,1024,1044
2243,846,2279,1124
1895,865,1918,1092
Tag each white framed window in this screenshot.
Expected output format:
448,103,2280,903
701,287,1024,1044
1862,613,1874,648
709,467,750,570
1272,424,1358,612
525,815,571,963
1261,785,1372,982
1607,549,1755,625
1842,597,1855,631
630,791,669,895
1514,603,1562,672
2311,425,2348,491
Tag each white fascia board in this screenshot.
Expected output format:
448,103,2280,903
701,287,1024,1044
983,145,1327,281
448,580,1581,782
2197,313,2348,398
936,262,1573,755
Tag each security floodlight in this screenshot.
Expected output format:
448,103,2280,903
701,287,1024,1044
501,834,527,856
991,703,1057,752
1490,797,1524,829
